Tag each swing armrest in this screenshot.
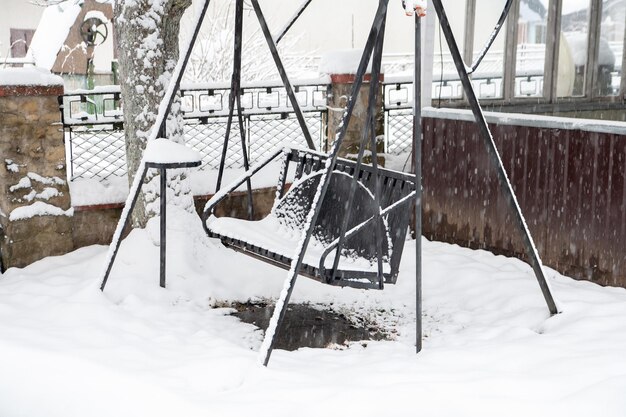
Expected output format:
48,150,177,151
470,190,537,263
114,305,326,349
202,147,287,223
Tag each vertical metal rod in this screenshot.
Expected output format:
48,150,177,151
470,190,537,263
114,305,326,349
431,0,558,315
369,28,386,289
100,164,148,291
251,0,316,150
236,93,255,219
414,13,423,354
233,0,254,219
330,12,386,284
69,129,75,180
159,167,167,288
216,97,237,192
259,0,389,366
216,0,244,192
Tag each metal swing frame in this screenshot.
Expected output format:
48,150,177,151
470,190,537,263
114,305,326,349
101,0,557,367
247,0,558,365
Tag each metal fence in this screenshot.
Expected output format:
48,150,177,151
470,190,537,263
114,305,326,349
59,81,328,180
383,78,414,157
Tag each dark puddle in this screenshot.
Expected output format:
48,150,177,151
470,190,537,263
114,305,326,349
231,302,387,351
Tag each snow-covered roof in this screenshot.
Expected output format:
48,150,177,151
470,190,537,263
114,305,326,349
27,0,82,70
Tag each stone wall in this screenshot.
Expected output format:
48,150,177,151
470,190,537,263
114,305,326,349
69,187,280,251
0,70,74,270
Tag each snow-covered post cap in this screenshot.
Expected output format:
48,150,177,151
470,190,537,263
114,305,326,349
143,139,202,167
318,49,383,83
0,67,64,97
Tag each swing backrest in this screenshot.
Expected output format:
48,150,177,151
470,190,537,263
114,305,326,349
277,148,415,282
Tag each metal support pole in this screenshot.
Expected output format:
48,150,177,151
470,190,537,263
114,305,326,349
236,92,254,220
100,164,149,291
258,0,389,367
159,167,167,288
234,0,254,218
251,0,316,150
330,12,386,285
275,0,313,44
216,0,254,219
369,22,386,289
431,0,558,315
414,14,423,354
156,0,212,138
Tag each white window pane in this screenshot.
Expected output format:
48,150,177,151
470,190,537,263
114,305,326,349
558,0,591,97
596,0,624,96
472,0,508,99
432,0,467,101
515,0,549,97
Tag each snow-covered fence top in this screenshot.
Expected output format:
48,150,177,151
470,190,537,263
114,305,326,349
424,107,626,136
61,78,330,126
0,67,64,97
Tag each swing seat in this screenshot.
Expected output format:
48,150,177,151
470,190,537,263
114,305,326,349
202,147,415,289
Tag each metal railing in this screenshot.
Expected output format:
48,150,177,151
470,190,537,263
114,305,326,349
59,80,329,180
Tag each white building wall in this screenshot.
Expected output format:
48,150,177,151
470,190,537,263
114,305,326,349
0,0,44,59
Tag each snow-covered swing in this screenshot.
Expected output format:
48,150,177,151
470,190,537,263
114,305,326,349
100,0,558,366
203,0,415,291
201,0,558,365
200,0,418,365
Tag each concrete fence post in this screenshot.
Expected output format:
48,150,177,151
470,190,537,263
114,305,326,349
0,68,74,271
321,51,385,164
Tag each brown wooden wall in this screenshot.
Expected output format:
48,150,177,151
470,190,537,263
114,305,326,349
421,115,626,287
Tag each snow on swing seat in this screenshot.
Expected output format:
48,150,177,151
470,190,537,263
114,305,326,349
203,147,416,290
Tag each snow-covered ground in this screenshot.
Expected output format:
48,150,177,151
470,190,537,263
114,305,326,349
0,210,625,416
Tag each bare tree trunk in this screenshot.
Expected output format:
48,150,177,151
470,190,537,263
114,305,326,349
114,0,192,228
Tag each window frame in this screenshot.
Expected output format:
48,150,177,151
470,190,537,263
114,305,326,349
438,0,626,107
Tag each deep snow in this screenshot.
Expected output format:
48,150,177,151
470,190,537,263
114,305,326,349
0,210,625,416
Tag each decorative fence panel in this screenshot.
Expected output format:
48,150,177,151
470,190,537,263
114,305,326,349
59,80,329,180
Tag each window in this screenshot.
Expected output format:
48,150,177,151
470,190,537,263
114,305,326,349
9,28,35,58
432,0,626,106
596,0,624,96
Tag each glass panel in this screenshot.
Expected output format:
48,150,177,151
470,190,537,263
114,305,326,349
432,0,467,101
472,0,508,99
596,0,625,96
515,0,550,97
558,0,591,97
